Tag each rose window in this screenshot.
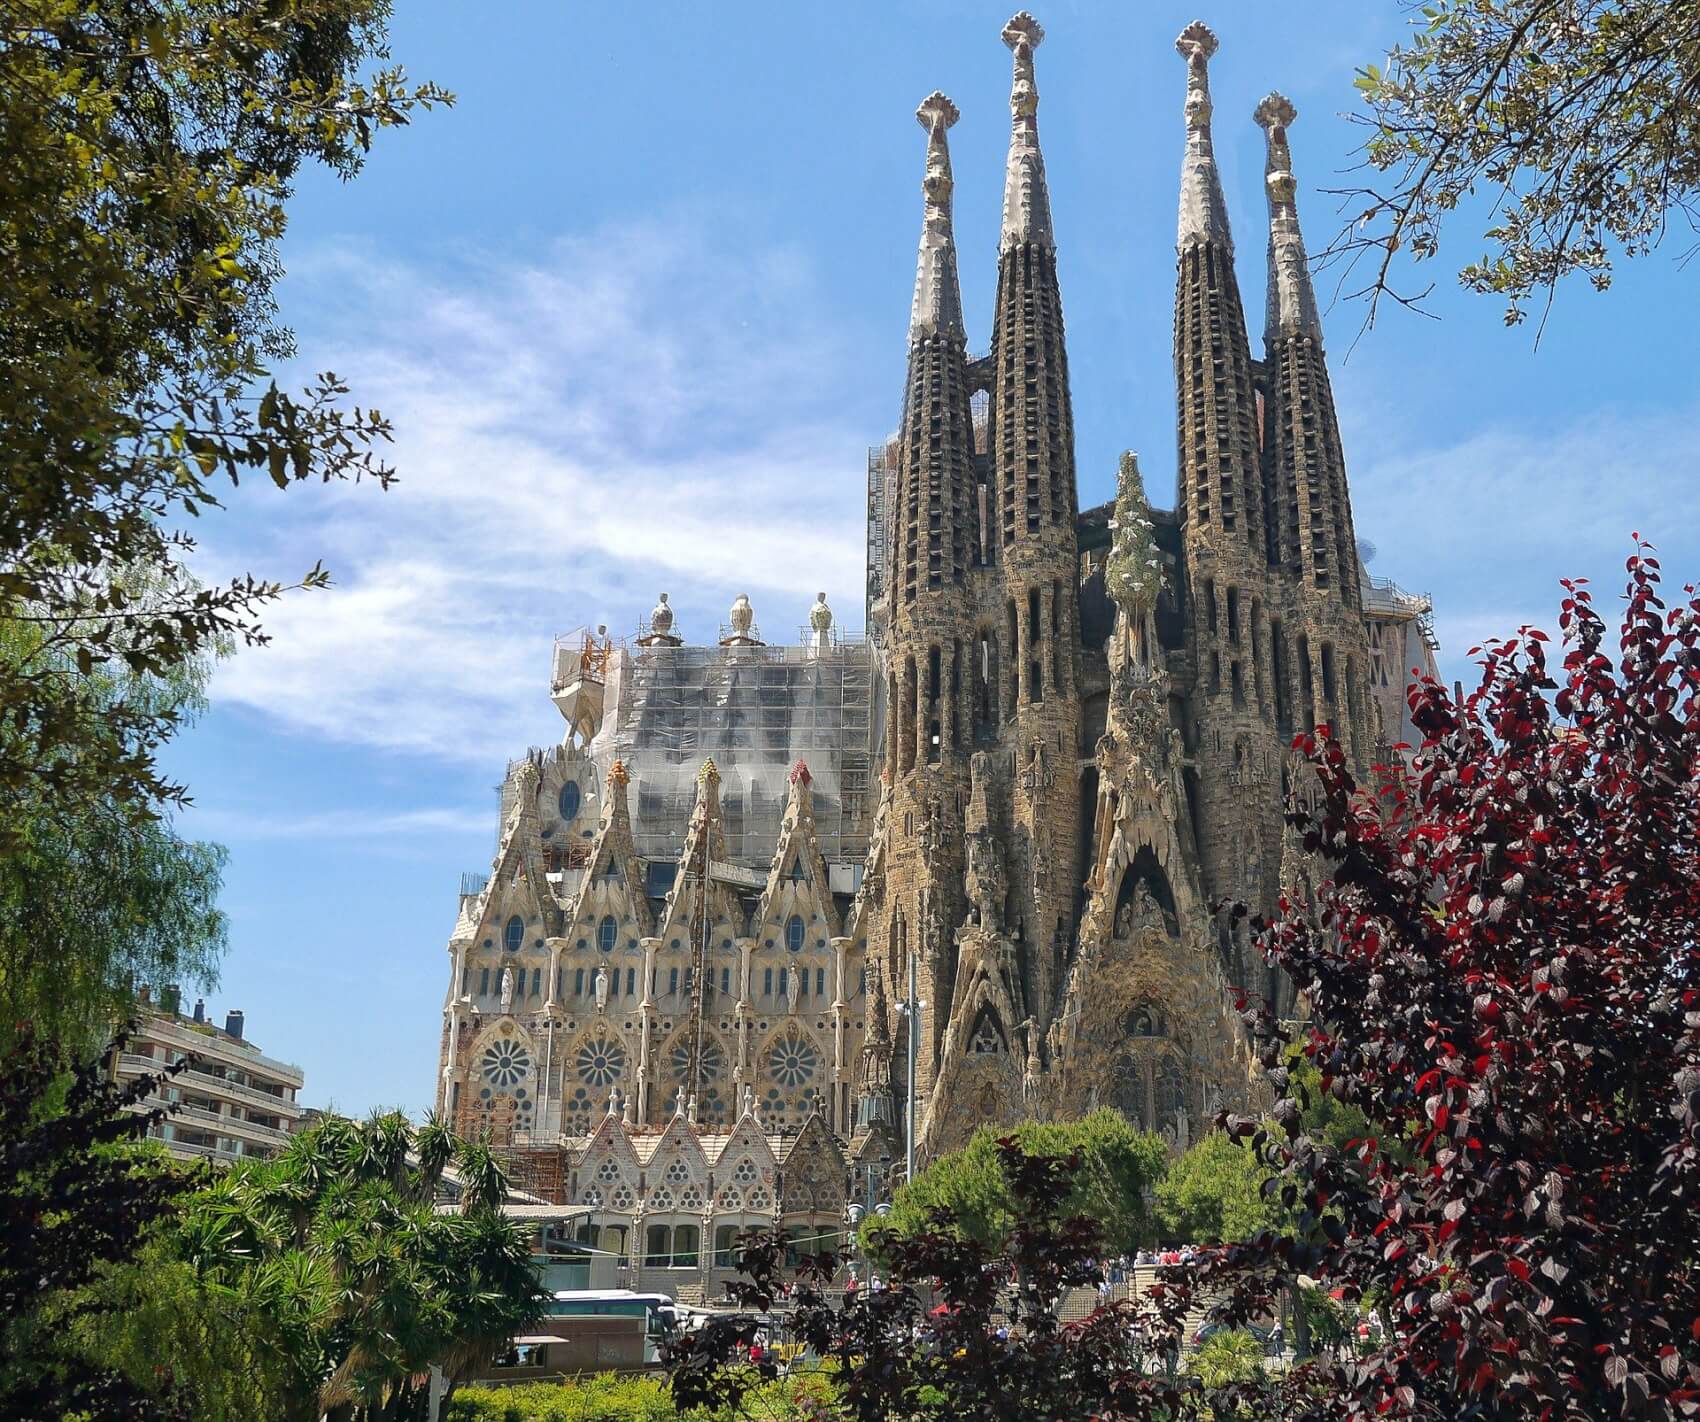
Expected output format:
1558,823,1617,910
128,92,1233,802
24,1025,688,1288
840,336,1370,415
668,1036,724,1081
480,1039,532,1088
610,1183,635,1210
680,1184,705,1210
581,1186,604,1207
731,1157,758,1185
748,1186,772,1211
562,1086,594,1135
649,1186,674,1210
575,1037,626,1088
766,1030,818,1088
716,1184,742,1209
595,1159,621,1185
663,1159,691,1185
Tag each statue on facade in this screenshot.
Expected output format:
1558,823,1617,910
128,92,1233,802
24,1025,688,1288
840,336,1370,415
499,966,514,1014
964,825,1006,931
1135,881,1168,939
786,965,801,1013
1114,899,1135,941
594,964,609,1014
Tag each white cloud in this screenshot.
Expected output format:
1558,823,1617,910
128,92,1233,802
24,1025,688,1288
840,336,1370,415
1347,402,1700,681
184,804,492,841
204,223,876,764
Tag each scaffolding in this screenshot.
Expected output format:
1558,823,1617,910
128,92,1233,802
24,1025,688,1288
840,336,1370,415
866,444,892,628
590,630,874,869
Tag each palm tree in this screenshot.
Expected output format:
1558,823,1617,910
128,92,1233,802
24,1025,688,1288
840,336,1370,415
176,1110,545,1422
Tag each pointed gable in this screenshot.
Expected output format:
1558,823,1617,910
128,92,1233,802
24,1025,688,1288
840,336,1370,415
778,1112,846,1217
646,1110,711,1214
475,755,552,950
575,1105,641,1212
754,761,841,941
658,759,746,947
711,1107,779,1215
562,760,653,976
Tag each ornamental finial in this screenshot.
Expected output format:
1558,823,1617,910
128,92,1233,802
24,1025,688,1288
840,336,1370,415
1000,12,1054,253
698,757,720,788
607,758,629,790
1175,21,1231,251
910,92,966,339
1256,91,1321,341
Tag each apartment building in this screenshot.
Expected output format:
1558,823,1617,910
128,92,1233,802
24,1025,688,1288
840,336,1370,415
117,994,306,1165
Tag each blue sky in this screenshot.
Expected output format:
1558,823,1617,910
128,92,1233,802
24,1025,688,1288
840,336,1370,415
165,2,1700,1117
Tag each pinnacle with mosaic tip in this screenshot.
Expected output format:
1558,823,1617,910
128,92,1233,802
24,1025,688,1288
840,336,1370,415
910,91,966,340
1000,10,1054,253
1256,90,1321,342
1174,19,1231,251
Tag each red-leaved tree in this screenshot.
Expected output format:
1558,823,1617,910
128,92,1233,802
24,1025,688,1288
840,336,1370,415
670,549,1699,1422
1206,545,1700,1418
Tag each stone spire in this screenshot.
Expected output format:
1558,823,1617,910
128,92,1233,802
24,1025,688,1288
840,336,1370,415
1175,21,1232,252
1000,12,1053,253
892,90,976,609
1256,89,1361,612
1255,92,1321,343
910,92,965,340
1171,19,1264,559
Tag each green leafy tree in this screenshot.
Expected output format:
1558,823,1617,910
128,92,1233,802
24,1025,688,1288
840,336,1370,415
1190,1329,1267,1390
0,591,226,1048
0,1026,192,1421
171,1111,546,1422
0,0,450,828
865,1110,1170,1257
1152,1130,1285,1246
1333,0,1700,329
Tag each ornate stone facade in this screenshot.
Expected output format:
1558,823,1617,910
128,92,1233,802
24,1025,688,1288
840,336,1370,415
433,14,1440,1217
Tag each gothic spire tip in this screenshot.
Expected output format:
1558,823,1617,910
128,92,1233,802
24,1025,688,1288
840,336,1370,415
1175,20,1231,249
1175,20,1219,63
915,91,960,132
1254,91,1297,131
1002,11,1043,50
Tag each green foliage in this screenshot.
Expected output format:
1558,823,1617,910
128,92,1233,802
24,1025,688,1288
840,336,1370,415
1189,1329,1266,1389
1104,451,1159,614
448,1371,833,1422
1153,1130,1283,1245
0,0,450,829
0,1028,193,1420
0,583,228,1049
1338,0,1700,327
67,1243,284,1422
160,1111,547,1422
865,1110,1169,1257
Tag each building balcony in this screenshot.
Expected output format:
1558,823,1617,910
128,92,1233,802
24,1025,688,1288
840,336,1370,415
136,1017,304,1088
116,1054,306,1119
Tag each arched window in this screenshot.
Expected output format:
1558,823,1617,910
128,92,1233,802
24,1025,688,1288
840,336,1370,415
504,915,525,953
558,780,581,822
597,915,618,953
785,915,805,952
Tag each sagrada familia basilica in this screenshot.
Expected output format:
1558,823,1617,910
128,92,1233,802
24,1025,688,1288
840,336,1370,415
433,16,1438,1275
